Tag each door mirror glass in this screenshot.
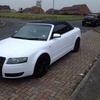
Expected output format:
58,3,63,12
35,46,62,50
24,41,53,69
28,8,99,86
53,33,61,38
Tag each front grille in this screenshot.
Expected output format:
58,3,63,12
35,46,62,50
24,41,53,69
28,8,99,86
0,57,6,77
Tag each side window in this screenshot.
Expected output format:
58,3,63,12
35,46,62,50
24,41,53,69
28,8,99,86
53,24,72,35
53,24,66,35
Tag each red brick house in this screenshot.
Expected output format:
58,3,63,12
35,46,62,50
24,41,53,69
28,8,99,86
23,6,44,14
0,5,11,12
46,9,59,14
60,4,90,15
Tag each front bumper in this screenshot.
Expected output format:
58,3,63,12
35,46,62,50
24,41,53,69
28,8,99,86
0,57,34,78
1,60,34,78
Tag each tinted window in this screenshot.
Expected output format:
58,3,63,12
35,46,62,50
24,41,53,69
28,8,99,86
85,15,95,19
53,24,73,35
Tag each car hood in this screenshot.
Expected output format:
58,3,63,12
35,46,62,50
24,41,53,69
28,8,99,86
0,38,46,58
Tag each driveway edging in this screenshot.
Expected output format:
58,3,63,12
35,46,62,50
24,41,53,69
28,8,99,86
70,55,100,100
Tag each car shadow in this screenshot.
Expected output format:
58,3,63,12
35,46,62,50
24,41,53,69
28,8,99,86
49,51,73,70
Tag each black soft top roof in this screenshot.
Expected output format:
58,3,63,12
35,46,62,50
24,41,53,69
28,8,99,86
31,20,74,30
31,20,69,25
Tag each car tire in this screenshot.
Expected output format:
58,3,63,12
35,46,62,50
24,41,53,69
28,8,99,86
33,54,50,78
73,38,80,52
95,22,99,27
93,22,99,27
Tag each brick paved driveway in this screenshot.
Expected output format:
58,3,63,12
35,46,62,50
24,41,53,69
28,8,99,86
0,20,100,99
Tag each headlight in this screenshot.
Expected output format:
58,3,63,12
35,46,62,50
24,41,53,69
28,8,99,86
7,57,28,64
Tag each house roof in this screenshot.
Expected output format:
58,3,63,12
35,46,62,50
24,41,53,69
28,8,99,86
61,4,88,11
23,6,44,13
0,5,11,10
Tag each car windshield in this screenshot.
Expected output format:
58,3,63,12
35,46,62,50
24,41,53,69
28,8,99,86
13,23,52,41
85,15,96,19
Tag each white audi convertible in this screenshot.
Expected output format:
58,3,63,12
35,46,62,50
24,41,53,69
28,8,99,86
0,20,81,78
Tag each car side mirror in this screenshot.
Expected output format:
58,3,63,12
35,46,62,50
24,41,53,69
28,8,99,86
53,33,61,38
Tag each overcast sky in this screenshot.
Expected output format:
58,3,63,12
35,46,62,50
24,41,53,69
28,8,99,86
0,0,100,13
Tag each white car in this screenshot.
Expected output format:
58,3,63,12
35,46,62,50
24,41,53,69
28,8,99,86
0,20,81,78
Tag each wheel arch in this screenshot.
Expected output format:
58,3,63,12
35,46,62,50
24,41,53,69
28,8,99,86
37,53,51,64
73,37,81,52
31,51,51,74
74,37,81,46
76,37,81,41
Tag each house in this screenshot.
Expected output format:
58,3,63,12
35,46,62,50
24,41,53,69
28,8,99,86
0,5,11,12
23,6,44,14
60,4,90,15
46,8,59,14
11,9,16,13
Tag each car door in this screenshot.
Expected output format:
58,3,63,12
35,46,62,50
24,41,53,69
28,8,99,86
48,24,75,63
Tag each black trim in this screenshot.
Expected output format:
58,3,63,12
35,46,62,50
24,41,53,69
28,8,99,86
5,72,24,77
31,20,74,29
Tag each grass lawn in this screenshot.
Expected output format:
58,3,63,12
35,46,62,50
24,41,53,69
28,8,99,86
0,13,84,21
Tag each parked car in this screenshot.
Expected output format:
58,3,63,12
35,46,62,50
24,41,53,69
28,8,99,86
0,20,81,78
82,14,100,27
